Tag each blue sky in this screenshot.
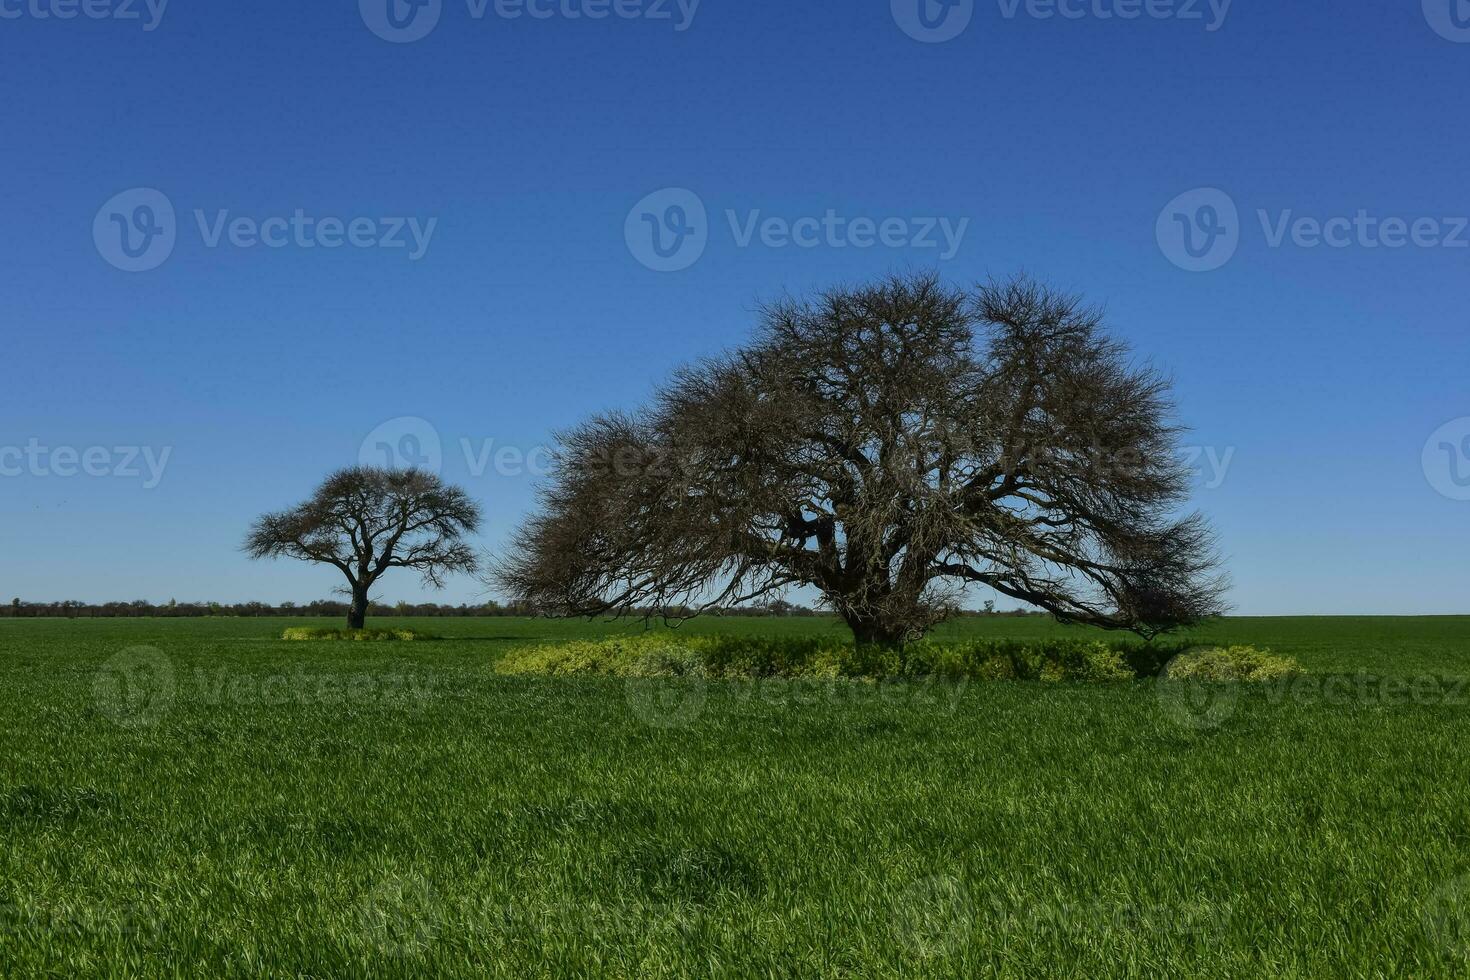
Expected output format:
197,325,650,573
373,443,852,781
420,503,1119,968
2,0,1467,614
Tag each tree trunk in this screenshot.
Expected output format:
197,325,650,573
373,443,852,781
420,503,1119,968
347,585,369,630
844,614,906,650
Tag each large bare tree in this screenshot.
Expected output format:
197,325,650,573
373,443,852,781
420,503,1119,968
497,274,1225,647
246,467,481,629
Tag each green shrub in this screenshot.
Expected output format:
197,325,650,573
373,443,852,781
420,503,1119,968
495,633,704,678
1118,643,1187,680
900,637,1142,683
1039,642,1135,683
695,634,847,679
281,627,437,642
497,633,1184,684
1163,646,1303,682
626,643,707,679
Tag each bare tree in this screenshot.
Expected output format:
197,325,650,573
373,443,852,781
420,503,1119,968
246,467,481,629
496,273,1226,647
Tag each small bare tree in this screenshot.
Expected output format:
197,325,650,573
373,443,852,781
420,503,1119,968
246,467,481,629
496,273,1226,647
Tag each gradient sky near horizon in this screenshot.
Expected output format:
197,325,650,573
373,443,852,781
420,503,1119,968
2,0,1468,614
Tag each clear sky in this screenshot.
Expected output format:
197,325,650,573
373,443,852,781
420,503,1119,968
2,0,1467,614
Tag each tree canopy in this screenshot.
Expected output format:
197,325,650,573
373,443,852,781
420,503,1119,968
246,467,481,629
496,273,1225,647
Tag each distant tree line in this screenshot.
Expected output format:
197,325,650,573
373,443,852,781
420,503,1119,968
1,598,513,619
2,596,1043,620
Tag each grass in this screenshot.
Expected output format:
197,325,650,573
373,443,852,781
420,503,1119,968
2,614,1470,976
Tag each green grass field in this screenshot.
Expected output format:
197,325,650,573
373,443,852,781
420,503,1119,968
4,615,1470,977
